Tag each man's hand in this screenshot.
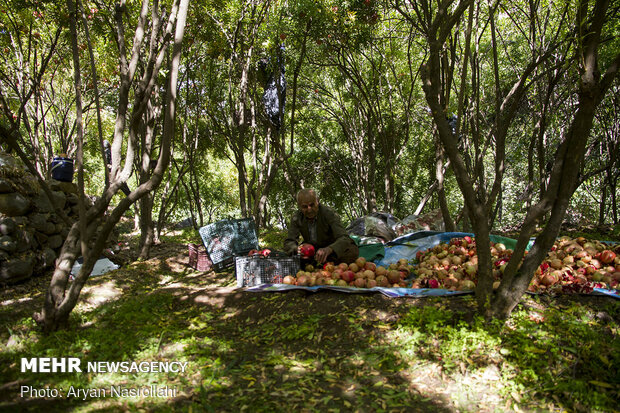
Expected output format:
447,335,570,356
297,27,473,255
315,246,333,264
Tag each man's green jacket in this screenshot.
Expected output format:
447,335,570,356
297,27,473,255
284,204,356,258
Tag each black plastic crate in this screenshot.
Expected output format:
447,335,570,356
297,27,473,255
235,255,300,287
198,218,259,267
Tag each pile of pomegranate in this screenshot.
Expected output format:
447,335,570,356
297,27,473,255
281,256,413,288
531,236,620,293
278,236,620,294
412,236,620,293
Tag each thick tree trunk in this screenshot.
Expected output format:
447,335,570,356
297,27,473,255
491,39,620,318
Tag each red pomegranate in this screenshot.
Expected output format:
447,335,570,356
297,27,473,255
300,244,315,258
600,250,616,265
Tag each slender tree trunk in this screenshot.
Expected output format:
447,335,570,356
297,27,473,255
598,184,606,225
436,139,455,231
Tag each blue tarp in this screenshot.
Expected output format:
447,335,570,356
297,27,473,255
244,231,619,299
246,283,619,299
246,283,472,298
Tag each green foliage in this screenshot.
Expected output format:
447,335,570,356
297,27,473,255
2,0,619,234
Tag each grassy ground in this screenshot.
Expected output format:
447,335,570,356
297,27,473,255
0,228,619,412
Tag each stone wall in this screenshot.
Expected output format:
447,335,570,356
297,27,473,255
0,153,85,283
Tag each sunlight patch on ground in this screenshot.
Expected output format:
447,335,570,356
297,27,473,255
158,275,175,285
397,355,509,412
78,280,122,310
1,297,34,306
189,286,240,308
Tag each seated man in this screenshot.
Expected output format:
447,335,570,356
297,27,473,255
284,189,358,264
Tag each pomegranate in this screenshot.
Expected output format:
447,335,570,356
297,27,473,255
283,275,296,285
349,263,360,272
541,272,558,287
600,250,616,265
341,270,355,283
563,255,574,266
364,262,377,271
459,280,476,290
376,275,389,287
300,244,315,258
428,279,440,288
354,278,366,288
464,263,477,275
355,257,367,268
590,271,604,282
387,270,401,284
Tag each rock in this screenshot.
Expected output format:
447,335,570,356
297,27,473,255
34,231,48,245
52,191,66,210
0,178,12,193
14,229,36,252
32,190,66,213
0,152,25,170
28,213,49,233
0,192,31,216
47,234,64,250
66,193,79,205
37,247,57,270
0,235,16,252
0,253,35,283
49,180,78,194
0,217,16,235
43,222,57,235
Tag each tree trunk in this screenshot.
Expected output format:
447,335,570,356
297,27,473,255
436,140,455,231
139,193,155,259
34,0,189,332
598,184,607,225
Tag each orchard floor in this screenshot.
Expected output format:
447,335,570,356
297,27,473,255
0,239,619,412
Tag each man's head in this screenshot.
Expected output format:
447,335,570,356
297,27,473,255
297,189,319,220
